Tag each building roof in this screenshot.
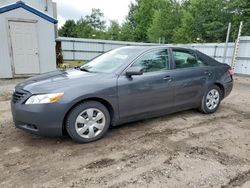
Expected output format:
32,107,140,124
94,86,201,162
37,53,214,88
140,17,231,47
0,1,57,24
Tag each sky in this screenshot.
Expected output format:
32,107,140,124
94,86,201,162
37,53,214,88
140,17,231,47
53,0,134,28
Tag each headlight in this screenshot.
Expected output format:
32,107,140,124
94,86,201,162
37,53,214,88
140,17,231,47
25,93,64,104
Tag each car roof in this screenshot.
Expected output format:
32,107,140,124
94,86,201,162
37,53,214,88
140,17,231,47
119,45,194,52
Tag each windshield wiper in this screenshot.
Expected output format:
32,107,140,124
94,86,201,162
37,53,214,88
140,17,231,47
79,67,100,73
80,67,90,72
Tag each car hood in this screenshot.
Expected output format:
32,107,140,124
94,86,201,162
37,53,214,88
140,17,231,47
16,69,104,94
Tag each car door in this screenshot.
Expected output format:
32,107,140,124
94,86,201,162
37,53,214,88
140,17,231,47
117,48,176,121
170,48,214,109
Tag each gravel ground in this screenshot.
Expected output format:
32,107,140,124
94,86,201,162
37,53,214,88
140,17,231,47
0,76,250,188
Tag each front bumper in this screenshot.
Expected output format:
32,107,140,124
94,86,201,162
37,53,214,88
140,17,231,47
11,101,67,137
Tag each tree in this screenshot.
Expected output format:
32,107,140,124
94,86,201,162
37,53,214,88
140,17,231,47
58,20,77,37
148,0,182,43
174,0,230,43
133,0,156,42
75,18,94,38
120,0,156,42
58,0,250,43
85,8,106,31
173,10,196,43
106,20,121,40
227,0,250,37
59,9,107,39
119,2,138,41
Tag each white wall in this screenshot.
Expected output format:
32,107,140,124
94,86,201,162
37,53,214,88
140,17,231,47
0,0,55,17
0,8,56,78
235,36,250,75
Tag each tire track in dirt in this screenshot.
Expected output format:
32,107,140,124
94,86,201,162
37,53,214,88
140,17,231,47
84,158,116,169
77,108,249,173
128,108,248,144
221,170,250,188
73,115,250,188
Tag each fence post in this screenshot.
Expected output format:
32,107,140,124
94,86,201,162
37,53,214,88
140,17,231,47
223,22,231,64
73,40,75,60
213,46,218,58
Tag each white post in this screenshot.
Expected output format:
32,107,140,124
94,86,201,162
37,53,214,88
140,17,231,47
222,23,231,64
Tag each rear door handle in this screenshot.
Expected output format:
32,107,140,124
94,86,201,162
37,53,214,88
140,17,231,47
163,75,173,81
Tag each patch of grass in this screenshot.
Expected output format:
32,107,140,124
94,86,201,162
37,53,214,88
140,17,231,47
58,60,86,69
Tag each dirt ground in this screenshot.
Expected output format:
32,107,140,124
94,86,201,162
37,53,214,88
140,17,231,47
0,76,250,188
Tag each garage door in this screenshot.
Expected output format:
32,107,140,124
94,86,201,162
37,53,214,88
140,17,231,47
9,21,40,75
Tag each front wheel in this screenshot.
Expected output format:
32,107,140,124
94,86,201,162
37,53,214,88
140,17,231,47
66,101,110,143
200,85,222,114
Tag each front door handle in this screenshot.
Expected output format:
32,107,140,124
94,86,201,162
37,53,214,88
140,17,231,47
163,75,173,81
204,70,212,76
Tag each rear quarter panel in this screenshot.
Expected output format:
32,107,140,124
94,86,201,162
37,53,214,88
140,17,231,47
211,63,233,98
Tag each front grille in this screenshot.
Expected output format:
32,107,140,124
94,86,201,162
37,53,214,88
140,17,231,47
12,90,28,104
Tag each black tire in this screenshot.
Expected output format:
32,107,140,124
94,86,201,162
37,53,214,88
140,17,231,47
199,85,222,114
66,101,110,143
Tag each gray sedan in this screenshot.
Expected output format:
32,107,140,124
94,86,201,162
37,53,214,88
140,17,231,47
11,46,233,143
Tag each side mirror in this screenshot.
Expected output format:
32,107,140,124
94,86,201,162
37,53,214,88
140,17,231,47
125,67,143,77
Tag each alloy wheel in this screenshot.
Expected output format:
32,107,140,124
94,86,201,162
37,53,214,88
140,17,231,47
206,89,220,110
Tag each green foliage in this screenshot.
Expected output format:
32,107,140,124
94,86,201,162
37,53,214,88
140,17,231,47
106,20,121,40
174,0,231,43
173,10,195,43
227,0,250,37
119,22,135,41
58,9,106,39
133,0,157,42
58,20,77,37
119,2,138,41
75,18,94,38
58,0,250,43
85,8,106,31
148,0,182,43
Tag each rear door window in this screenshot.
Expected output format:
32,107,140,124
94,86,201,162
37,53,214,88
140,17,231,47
173,49,207,69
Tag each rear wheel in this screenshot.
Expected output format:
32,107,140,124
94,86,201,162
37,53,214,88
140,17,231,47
66,101,110,143
200,85,222,114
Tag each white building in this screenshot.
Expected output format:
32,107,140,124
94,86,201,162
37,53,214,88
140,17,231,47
0,1,58,78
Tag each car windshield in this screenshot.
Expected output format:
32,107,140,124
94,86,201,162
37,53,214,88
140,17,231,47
80,47,141,73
